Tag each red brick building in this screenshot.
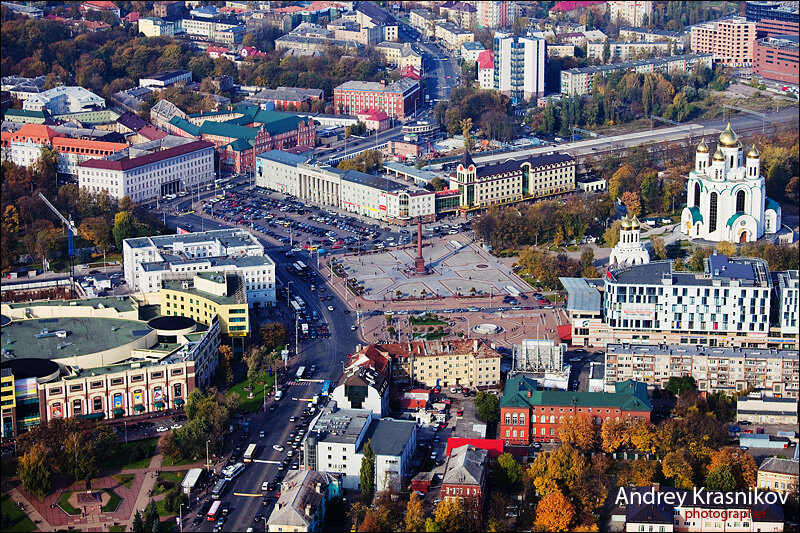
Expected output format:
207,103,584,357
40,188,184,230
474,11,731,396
753,36,799,85
334,78,420,119
499,375,652,446
756,18,800,38
441,444,488,512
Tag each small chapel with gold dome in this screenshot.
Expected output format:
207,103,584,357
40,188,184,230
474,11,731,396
681,123,781,243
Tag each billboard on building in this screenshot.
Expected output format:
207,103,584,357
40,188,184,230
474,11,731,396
621,303,655,320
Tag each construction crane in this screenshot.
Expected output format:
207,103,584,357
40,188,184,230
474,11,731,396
38,192,77,295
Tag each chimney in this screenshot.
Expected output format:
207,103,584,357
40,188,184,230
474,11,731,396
380,79,386,87
315,482,323,494
653,482,660,492
527,391,531,398
473,339,479,352
305,503,312,516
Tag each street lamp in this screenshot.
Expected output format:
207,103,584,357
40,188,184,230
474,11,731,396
124,421,128,445
286,281,294,308
179,502,184,533
206,439,211,470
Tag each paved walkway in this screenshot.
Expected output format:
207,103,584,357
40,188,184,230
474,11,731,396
6,444,211,532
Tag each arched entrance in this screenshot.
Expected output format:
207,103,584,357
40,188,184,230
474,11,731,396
739,231,748,243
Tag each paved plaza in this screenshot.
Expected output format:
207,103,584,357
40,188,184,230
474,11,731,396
336,237,529,301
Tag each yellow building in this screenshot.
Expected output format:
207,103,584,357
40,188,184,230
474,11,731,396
758,457,799,494
382,339,501,389
160,273,249,337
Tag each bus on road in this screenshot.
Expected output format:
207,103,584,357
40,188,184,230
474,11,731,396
296,261,308,272
243,443,257,462
290,300,302,315
210,480,227,501
207,500,222,521
296,366,306,381
222,462,245,480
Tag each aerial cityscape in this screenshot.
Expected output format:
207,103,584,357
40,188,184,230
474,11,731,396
0,0,798,532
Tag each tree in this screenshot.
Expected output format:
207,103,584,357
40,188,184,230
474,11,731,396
557,413,595,450
79,216,111,255
113,210,138,249
627,419,655,453
259,322,287,351
580,248,598,278
360,439,375,501
473,391,499,424
404,491,426,532
621,191,642,217
603,220,622,247
662,448,695,490
61,432,98,483
706,464,736,491
602,38,611,63
433,497,464,532
18,442,51,499
144,501,161,532
461,118,474,151
497,452,523,484
688,248,706,271
132,510,145,533
651,236,667,260
708,447,758,489
716,241,736,257
218,344,233,385
425,518,442,532
664,376,696,397
601,418,629,452
535,491,574,532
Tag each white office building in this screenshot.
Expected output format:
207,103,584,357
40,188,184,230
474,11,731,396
22,86,105,114
303,406,417,491
493,32,546,102
775,271,799,335
78,137,214,203
123,229,275,307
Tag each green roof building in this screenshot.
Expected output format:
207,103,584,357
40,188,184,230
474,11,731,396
499,374,651,446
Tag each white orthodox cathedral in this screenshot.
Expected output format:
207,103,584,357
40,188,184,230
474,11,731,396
609,214,649,266
681,123,781,243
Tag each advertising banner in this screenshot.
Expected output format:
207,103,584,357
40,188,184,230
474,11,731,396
621,303,655,321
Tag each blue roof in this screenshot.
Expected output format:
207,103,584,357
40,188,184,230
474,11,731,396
726,212,745,227
257,149,312,166
688,206,703,224
707,254,757,281
765,198,780,212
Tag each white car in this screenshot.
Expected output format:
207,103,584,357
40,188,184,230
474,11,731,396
262,481,269,491
170,423,182,430
156,426,169,433
291,247,302,252
449,387,459,394
350,325,357,331
287,450,294,457
327,306,334,311
272,445,285,452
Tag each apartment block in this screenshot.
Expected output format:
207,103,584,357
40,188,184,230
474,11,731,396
753,35,799,85
586,40,671,61
604,344,799,398
435,21,475,51
493,32,546,101
333,78,420,119
608,0,653,26
691,17,757,66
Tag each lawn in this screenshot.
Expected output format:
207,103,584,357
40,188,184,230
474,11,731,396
155,496,177,517
103,438,157,471
108,526,127,532
158,471,187,484
161,456,195,467
101,489,122,513
112,474,135,489
57,492,81,516
1,493,36,532
227,372,276,413
153,481,175,496
409,313,446,325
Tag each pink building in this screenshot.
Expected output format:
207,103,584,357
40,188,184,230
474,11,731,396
357,109,391,131
691,17,757,66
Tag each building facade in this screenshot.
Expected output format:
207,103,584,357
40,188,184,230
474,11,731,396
493,33,546,102
608,0,653,26
476,1,512,29
609,214,650,266
451,150,576,211
753,36,799,85
604,344,799,398
477,50,495,90
375,42,423,69
331,346,391,417
159,273,249,337
441,444,488,514
435,21,474,51
266,470,339,532
77,138,215,202
138,17,175,37
586,40,671,61
691,17,757,66
500,375,652,445
681,124,781,242
737,395,798,423
334,79,420,119
758,457,799,494
22,86,105,114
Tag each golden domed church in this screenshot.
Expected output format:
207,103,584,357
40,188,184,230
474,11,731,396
681,123,781,243
609,214,649,266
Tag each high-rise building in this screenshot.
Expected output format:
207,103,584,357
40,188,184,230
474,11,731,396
476,1,513,29
690,17,758,66
746,1,799,24
493,32,546,102
608,0,653,26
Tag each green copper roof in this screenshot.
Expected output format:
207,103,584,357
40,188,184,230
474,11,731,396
726,212,745,227
168,116,200,136
688,206,702,224
500,375,651,411
765,198,780,212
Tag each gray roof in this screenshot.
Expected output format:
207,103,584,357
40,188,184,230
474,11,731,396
608,256,771,288
476,152,574,178
360,418,416,456
442,444,487,486
560,277,602,312
267,469,328,529
125,229,261,250
383,161,437,184
759,457,799,476
257,149,313,166
606,344,799,361
564,54,713,76
461,41,485,50
312,407,371,445
338,169,405,192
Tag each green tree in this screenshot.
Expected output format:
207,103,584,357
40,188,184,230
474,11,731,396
497,452,523,484
132,510,145,533
18,442,52,499
665,376,696,396
144,501,161,532
61,432,98,483
603,220,622,247
473,391,499,424
602,38,611,63
642,75,654,117
706,464,736,491
425,518,442,532
688,248,707,271
113,210,138,250
360,439,375,501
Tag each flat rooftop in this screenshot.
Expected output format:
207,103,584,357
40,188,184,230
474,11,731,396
312,407,371,445
7,296,136,314
0,317,152,363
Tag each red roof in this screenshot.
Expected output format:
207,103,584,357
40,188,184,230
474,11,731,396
400,66,420,80
138,124,168,141
408,388,430,394
550,1,605,13
445,438,504,458
398,398,427,410
82,1,118,10
357,109,390,121
124,11,139,22
477,50,494,70
79,140,214,171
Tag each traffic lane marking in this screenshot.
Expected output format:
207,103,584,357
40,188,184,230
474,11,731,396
233,492,263,497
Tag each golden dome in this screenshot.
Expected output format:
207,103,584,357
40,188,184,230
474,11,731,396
718,122,741,148
747,145,760,158
621,215,632,229
696,139,709,153
631,215,640,229
712,147,725,161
